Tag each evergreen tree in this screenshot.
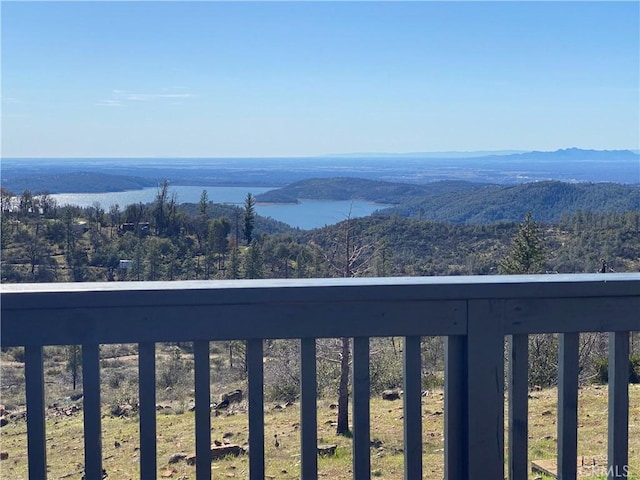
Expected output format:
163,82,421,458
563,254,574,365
500,213,555,386
499,212,546,274
228,246,240,279
243,240,263,279
131,241,145,281
243,193,256,245
145,237,163,281
208,217,231,271
198,190,209,218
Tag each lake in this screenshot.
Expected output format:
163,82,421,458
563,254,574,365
49,186,388,230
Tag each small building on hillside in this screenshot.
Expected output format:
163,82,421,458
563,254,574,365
118,222,150,235
119,260,132,270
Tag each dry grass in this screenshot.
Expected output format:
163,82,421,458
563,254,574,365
0,384,638,479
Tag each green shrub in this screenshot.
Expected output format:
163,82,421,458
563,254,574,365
595,354,640,384
264,340,300,402
157,346,193,391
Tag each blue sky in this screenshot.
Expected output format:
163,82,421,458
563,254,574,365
2,1,638,157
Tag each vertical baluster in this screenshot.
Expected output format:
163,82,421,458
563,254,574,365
558,333,578,480
608,331,629,479
25,345,47,480
139,342,157,479
82,343,102,480
508,334,528,480
352,337,370,480
300,338,318,479
403,335,422,480
194,340,211,480
467,300,504,480
444,335,467,480
247,339,265,480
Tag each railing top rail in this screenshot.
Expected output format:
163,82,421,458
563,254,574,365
1,274,637,346
2,273,638,307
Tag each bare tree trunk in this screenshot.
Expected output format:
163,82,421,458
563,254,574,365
336,337,350,435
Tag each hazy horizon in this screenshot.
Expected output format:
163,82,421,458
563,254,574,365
3,146,639,160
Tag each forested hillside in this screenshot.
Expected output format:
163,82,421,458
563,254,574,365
1,172,158,194
1,184,638,283
257,178,640,223
255,178,486,204
380,181,640,223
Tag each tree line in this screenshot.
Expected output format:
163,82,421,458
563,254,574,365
1,184,639,284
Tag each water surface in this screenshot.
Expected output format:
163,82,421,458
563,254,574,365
50,186,387,230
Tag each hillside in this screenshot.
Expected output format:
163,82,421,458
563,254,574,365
301,211,640,276
379,181,640,223
1,172,157,194
255,178,488,204
257,178,640,224
178,203,297,236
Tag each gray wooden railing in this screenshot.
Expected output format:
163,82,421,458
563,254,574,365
1,273,638,480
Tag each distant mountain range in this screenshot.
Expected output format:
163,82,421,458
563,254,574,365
321,147,638,160
482,147,639,162
320,150,530,158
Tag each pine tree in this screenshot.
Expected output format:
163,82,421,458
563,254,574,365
228,246,240,279
500,213,555,387
243,193,256,245
499,212,546,274
243,240,263,279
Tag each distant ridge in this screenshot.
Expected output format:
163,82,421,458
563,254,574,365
489,147,639,161
320,150,530,159
321,147,639,161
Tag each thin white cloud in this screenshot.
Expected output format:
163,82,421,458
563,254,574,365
122,93,195,100
96,99,123,107
123,94,148,101
159,93,194,98
97,88,196,106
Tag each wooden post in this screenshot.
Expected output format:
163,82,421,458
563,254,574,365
467,300,505,480
25,345,47,480
194,340,212,480
82,343,102,480
247,339,265,480
139,342,157,479
608,331,629,479
352,337,370,480
508,334,529,480
301,338,318,480
445,335,467,480
403,335,422,479
558,333,578,480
